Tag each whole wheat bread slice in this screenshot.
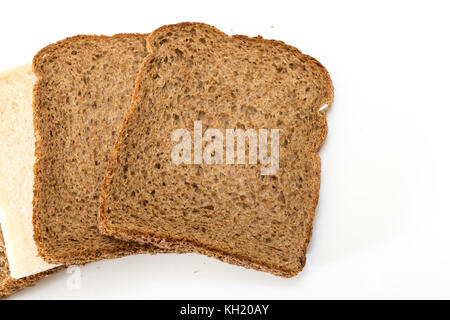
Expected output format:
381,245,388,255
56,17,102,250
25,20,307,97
99,23,333,277
33,34,180,264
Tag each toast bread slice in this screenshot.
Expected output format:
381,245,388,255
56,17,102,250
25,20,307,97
0,65,61,297
0,64,59,278
32,34,179,264
99,23,333,277
0,229,62,298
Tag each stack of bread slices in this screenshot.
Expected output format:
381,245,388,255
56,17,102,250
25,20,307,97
0,22,333,298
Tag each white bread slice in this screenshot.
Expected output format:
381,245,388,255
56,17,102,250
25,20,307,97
0,64,59,279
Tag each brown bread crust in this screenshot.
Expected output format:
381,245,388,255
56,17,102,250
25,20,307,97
100,23,333,277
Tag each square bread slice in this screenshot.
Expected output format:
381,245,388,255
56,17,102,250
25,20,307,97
0,65,62,298
0,65,59,279
33,34,179,264
99,23,334,277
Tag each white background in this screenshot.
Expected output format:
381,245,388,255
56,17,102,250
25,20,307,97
1,0,449,299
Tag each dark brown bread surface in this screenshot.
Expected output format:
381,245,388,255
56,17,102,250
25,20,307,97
100,23,334,277
0,229,62,298
33,34,178,264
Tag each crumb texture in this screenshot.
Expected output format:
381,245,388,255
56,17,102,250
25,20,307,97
33,34,170,264
100,23,333,277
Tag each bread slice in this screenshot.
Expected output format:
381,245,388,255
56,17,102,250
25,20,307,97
99,23,334,277
33,34,178,264
0,64,59,278
0,65,61,298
